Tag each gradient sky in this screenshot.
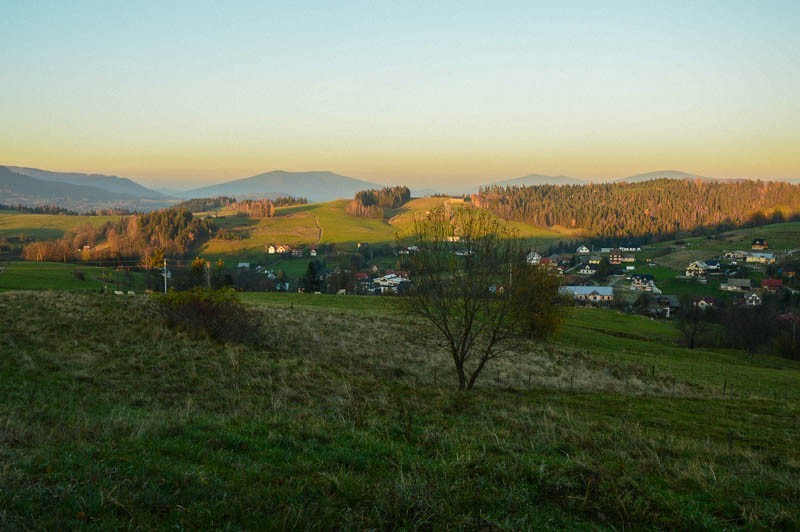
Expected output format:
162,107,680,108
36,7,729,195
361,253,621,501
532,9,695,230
2,1,799,189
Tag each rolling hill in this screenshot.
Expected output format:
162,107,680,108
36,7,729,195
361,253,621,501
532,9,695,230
184,170,385,202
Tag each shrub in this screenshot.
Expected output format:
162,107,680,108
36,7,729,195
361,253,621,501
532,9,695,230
158,288,262,344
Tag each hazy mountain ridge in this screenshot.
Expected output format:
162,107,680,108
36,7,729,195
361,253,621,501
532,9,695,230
184,170,384,202
481,173,588,190
618,170,713,183
0,166,174,212
7,166,164,199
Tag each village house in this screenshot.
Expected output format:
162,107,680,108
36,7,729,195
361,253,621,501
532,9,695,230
745,252,775,265
559,285,614,305
642,294,680,318
751,238,768,250
237,262,250,269
619,245,642,252
291,248,304,258
526,251,542,265
266,245,276,254
723,250,748,262
685,260,708,278
721,278,751,292
692,296,718,310
609,248,623,265
579,264,598,275
630,273,656,291
761,278,784,293
743,291,762,306
588,255,602,265
372,274,410,294
576,245,590,254
309,248,317,257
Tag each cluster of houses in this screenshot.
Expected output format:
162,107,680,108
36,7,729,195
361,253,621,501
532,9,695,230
266,244,318,258
677,238,791,307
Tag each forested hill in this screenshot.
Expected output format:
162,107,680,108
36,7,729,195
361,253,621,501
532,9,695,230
473,179,800,241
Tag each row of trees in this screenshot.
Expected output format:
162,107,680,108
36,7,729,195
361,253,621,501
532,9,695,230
346,186,411,219
232,196,307,218
23,208,216,262
678,294,800,360
473,179,800,241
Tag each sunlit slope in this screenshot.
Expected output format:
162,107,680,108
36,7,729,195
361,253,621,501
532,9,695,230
200,197,565,256
0,211,121,240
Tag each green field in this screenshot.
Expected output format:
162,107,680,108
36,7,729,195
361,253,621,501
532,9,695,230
0,211,120,240
1,290,798,528
0,261,146,292
198,197,565,259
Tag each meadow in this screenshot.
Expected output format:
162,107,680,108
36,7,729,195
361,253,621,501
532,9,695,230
1,290,798,528
0,211,120,241
0,261,146,292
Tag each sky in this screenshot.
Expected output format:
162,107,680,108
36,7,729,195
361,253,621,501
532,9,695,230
2,1,799,189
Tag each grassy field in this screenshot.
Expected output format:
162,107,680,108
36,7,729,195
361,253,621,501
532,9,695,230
0,212,120,240
0,261,146,292
2,290,798,528
197,197,565,259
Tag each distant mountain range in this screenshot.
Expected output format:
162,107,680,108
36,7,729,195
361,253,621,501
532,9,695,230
183,170,383,203
0,166,171,212
3,164,797,212
618,170,712,183
480,173,588,190
6,166,164,199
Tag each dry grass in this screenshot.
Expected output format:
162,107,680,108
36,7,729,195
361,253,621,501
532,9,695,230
1,291,799,529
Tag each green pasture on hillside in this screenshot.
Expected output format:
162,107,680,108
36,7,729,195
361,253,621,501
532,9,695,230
1,291,799,528
0,261,146,292
0,212,120,240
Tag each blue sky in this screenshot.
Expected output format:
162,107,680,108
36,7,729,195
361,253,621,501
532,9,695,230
2,1,798,187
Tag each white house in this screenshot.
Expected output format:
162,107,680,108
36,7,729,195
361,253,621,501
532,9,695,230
372,274,410,294
266,245,276,254
526,251,542,265
559,285,614,305
631,274,655,291
744,291,762,306
685,260,708,278
579,264,598,275
576,245,590,254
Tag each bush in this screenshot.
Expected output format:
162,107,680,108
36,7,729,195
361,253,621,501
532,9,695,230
158,288,262,344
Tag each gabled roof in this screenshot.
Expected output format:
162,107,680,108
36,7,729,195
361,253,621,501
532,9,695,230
560,286,613,297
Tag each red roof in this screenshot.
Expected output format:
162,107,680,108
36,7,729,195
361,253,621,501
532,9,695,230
761,278,783,289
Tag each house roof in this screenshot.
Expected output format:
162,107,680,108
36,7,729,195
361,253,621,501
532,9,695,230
727,278,751,287
560,286,613,297
761,278,784,288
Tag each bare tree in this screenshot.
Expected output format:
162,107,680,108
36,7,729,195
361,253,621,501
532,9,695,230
398,205,565,391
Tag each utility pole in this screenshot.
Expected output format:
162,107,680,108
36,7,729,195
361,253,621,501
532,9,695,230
163,258,168,294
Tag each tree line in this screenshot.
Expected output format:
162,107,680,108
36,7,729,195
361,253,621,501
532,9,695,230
346,186,411,219
23,207,216,262
472,179,800,241
174,196,307,215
